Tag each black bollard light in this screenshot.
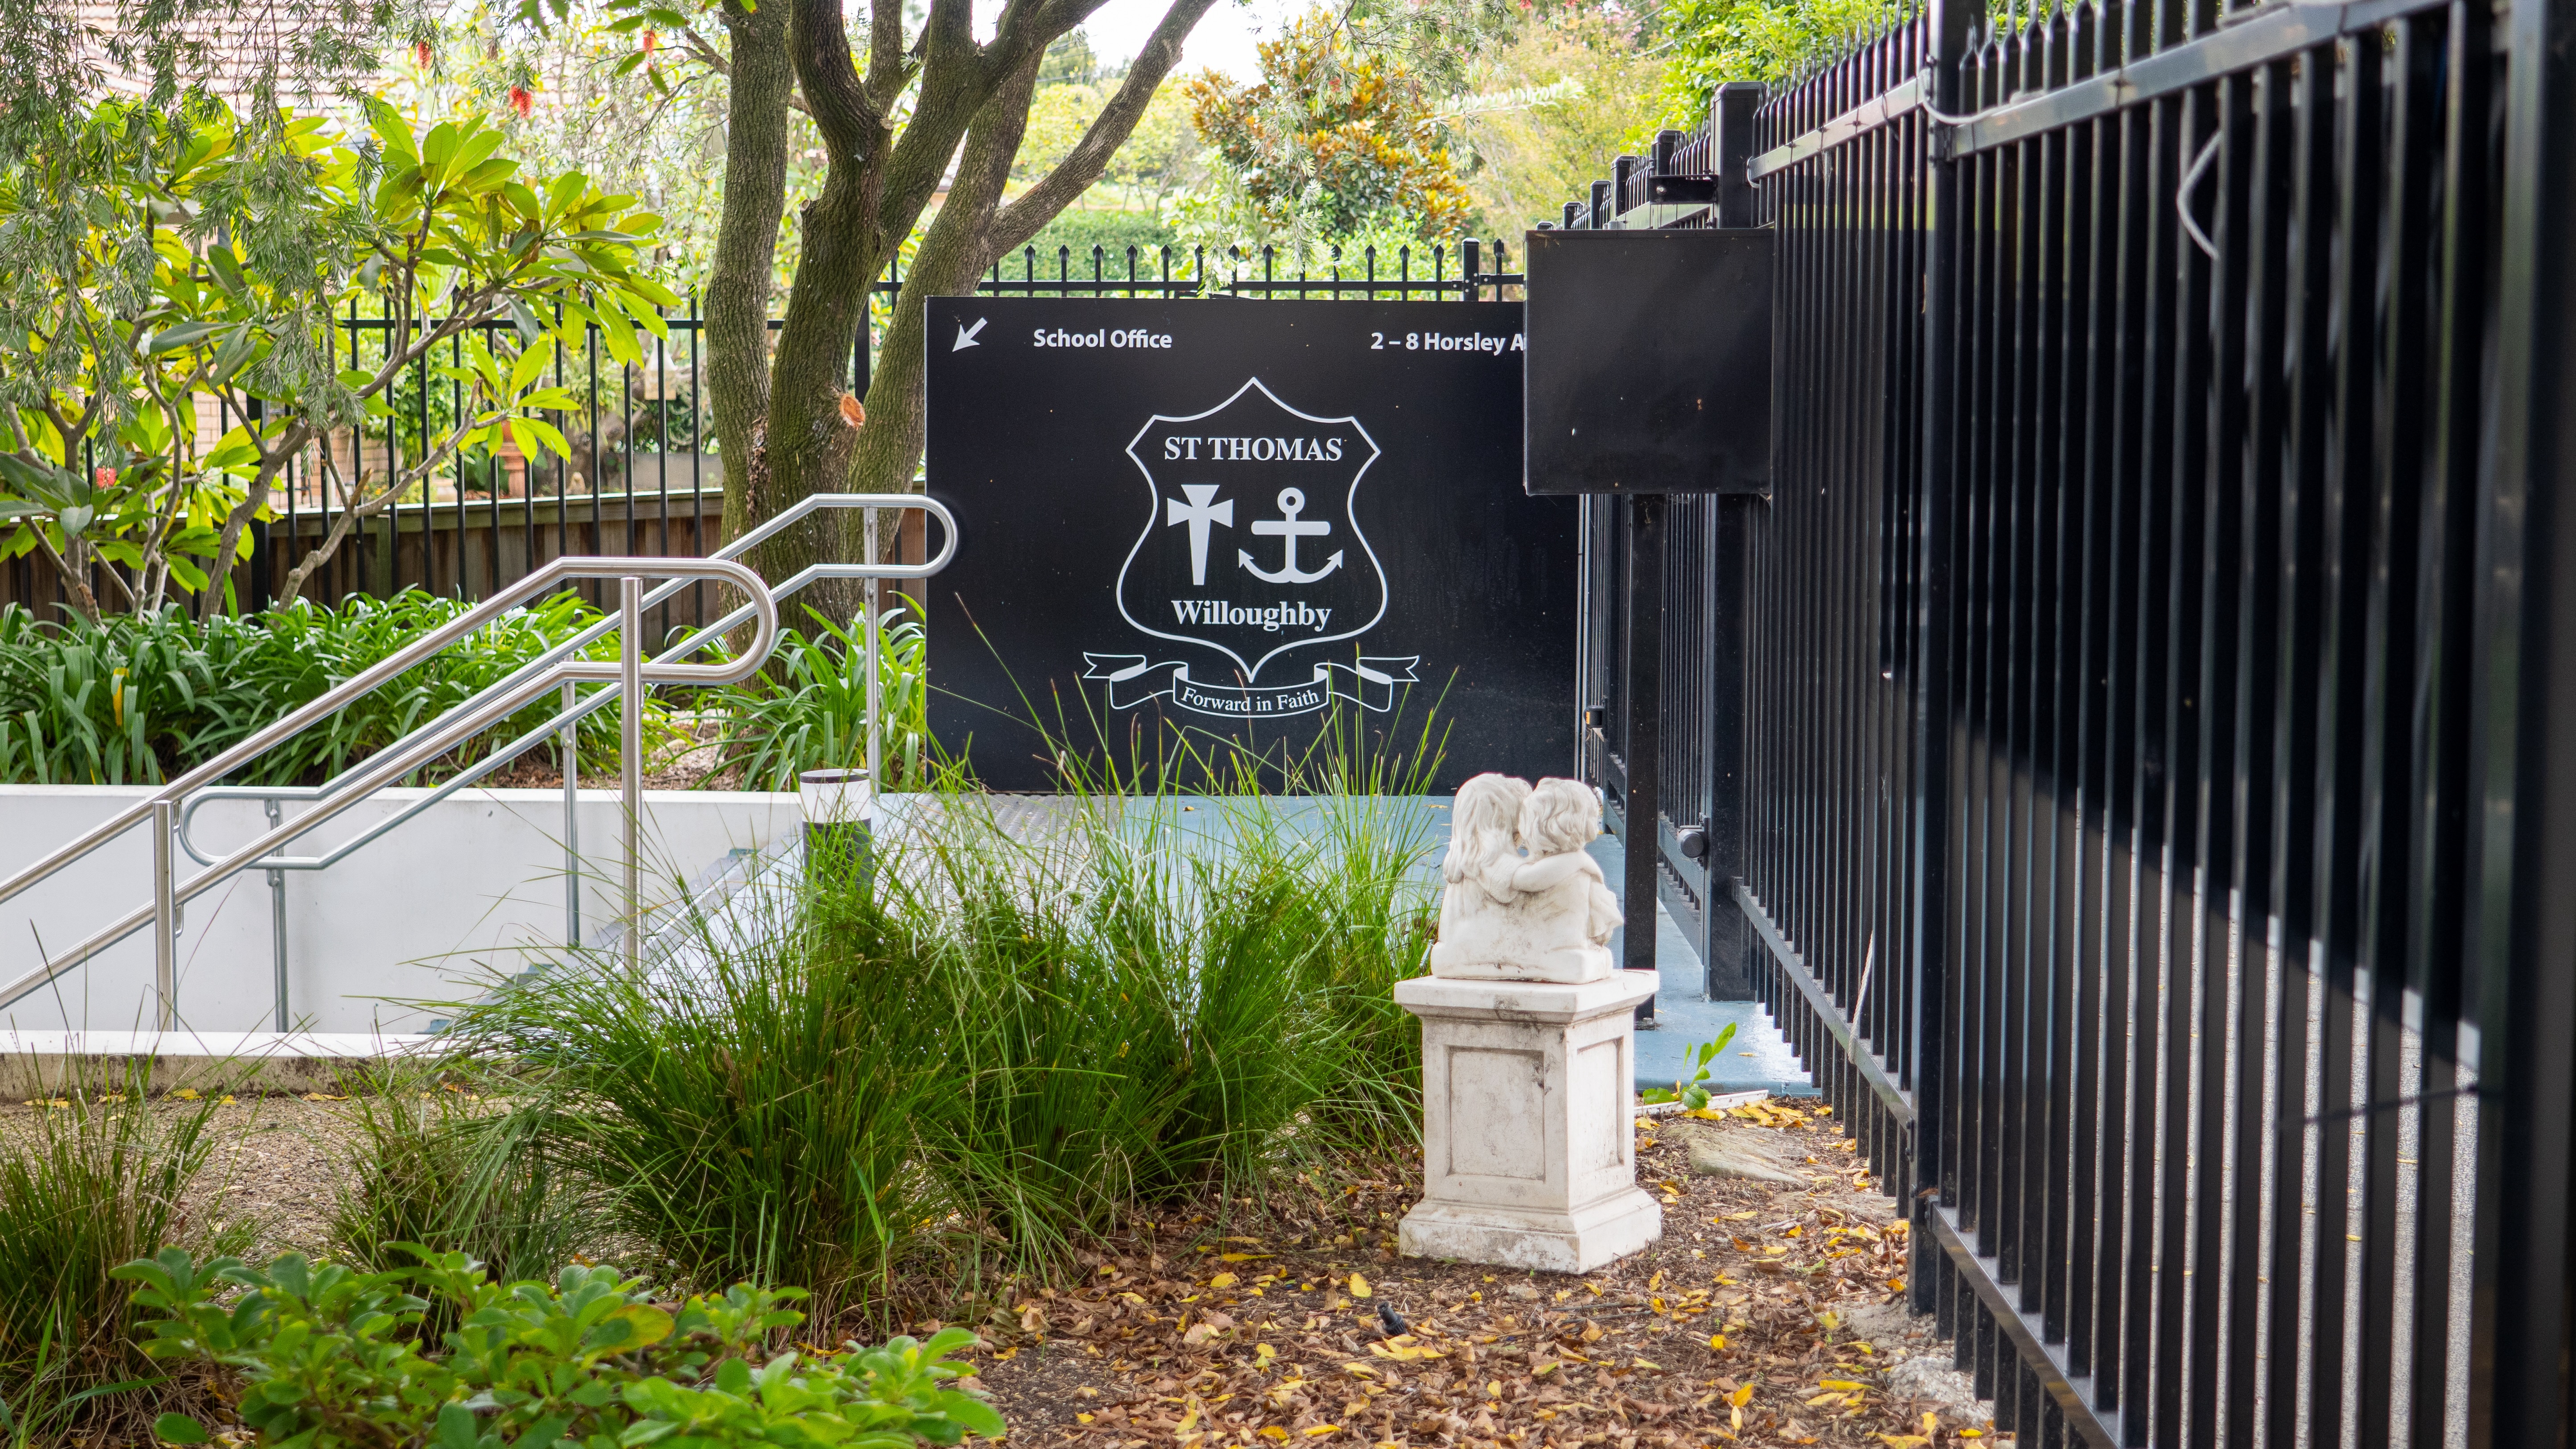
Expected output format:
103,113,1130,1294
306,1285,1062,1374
799,766,875,889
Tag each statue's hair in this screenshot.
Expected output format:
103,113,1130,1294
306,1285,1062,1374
1520,777,1603,854
1443,772,1534,891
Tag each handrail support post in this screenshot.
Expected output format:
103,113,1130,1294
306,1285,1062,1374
620,576,642,969
265,796,288,1031
865,505,883,803
562,678,580,947
152,799,176,1031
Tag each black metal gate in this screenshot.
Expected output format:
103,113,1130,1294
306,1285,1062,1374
1569,0,2576,1439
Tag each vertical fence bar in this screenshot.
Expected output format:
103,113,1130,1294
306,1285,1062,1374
2470,0,2576,1432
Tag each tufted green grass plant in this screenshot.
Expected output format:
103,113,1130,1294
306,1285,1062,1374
438,714,1440,1322
0,1064,247,1447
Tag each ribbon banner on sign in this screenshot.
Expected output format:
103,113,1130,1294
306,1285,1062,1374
1080,654,1422,718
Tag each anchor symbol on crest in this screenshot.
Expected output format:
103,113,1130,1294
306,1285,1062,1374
1237,488,1344,584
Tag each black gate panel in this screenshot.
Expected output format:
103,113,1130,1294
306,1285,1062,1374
1564,0,2576,1439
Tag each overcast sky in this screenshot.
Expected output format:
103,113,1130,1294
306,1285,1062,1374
975,0,1305,83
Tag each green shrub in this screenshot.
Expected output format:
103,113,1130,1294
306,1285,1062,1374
116,1249,1003,1449
0,1071,247,1446
0,593,668,786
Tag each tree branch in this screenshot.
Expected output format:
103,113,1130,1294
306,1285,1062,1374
991,0,1220,257
792,0,882,163
678,26,812,115
863,0,908,108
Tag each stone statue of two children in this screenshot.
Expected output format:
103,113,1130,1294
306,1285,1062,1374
1429,774,1626,984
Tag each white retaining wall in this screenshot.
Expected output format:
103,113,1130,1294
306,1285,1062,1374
0,786,800,1035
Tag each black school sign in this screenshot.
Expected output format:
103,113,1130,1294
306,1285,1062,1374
925,298,1573,793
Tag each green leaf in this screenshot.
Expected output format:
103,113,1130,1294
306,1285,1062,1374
941,1392,1007,1438
506,337,555,397
515,417,572,460
147,320,224,354
432,1401,480,1449
152,1414,210,1444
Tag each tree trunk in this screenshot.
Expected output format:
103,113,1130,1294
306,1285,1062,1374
843,59,1039,533
708,0,795,571
722,0,1218,628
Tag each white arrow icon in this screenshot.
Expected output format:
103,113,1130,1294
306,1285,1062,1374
952,317,988,351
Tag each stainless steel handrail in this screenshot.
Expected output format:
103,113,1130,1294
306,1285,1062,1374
171,490,963,876
118,493,946,1026
173,494,957,874
0,555,777,1019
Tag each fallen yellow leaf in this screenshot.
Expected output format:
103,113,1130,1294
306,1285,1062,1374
1219,1253,1273,1263
1259,1428,1289,1441
1302,1428,1338,1437
1348,1273,1371,1297
1727,1384,1754,1408
1820,1379,1863,1391
1878,1438,1929,1448
1076,1413,1095,1424
1807,1392,1846,1408
1708,1334,1727,1351
1211,1273,1239,1289
169,1088,202,1101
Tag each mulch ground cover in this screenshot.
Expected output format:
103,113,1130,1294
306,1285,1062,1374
964,1101,1996,1449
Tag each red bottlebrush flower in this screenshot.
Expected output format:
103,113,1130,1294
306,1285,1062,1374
507,84,533,118
413,40,433,68
642,28,659,53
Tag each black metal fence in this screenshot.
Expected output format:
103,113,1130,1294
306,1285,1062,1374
1,240,1519,633
1573,0,2576,1441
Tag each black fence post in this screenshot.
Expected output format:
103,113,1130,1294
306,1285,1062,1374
1621,494,1667,1020
1695,83,1767,1003
1711,83,1767,228
244,397,270,615
1909,0,1975,1323
2471,0,2576,1430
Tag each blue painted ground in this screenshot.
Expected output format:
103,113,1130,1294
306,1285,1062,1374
1585,829,1817,1098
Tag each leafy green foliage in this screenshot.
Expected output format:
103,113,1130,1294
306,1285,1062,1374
0,593,667,786
698,604,929,792
1183,11,1476,248
0,1068,247,1446
1639,1022,1744,1108
1654,0,1913,128
0,88,679,620
117,1249,1003,1449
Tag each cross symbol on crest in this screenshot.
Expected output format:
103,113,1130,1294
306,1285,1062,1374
1164,483,1234,585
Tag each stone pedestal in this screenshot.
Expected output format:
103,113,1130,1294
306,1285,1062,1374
1395,970,1662,1273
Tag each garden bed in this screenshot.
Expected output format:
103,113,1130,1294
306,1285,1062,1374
966,1103,1991,1449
